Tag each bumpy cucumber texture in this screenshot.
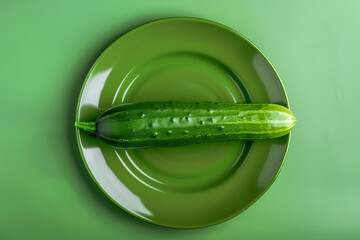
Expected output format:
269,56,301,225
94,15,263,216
75,101,296,148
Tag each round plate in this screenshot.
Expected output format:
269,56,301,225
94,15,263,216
76,17,290,228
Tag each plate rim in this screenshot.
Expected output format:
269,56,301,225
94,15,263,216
75,17,291,229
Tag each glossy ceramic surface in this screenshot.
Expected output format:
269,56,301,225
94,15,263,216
76,17,290,228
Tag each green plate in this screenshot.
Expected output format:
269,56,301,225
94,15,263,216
76,17,290,229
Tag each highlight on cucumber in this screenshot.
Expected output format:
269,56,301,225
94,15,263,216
75,101,296,149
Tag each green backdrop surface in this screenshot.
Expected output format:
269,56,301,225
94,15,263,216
1,0,359,239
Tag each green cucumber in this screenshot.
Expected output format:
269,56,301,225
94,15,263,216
75,101,296,148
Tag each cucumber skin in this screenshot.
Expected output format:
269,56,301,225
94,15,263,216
81,101,296,149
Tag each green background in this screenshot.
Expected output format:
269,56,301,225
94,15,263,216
1,0,359,239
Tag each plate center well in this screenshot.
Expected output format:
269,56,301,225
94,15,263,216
110,52,252,192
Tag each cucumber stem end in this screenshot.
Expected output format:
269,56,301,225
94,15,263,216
75,121,96,134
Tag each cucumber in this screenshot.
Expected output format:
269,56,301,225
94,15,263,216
75,101,296,148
